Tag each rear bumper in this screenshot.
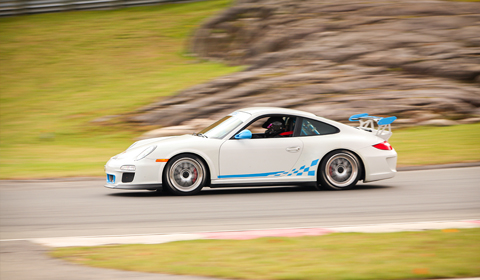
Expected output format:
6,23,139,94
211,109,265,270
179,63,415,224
360,148,397,183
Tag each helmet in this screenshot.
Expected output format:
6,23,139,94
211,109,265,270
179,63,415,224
262,117,285,128
265,120,285,137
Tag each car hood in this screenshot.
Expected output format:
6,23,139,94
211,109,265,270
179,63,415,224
112,134,200,160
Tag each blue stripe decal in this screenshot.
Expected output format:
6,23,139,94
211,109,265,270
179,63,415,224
218,159,321,179
218,171,284,179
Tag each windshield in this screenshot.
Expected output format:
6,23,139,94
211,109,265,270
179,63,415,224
198,111,251,139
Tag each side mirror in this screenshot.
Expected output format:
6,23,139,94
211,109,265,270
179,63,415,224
234,129,252,139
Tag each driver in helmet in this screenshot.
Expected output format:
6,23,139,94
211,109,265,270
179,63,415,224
262,117,286,138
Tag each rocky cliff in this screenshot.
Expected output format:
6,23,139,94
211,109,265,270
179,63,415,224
128,0,480,137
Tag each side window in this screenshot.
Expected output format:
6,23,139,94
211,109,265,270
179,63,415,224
239,115,298,139
299,118,339,136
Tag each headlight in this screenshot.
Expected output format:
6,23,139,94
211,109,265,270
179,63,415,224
120,165,136,171
135,146,156,161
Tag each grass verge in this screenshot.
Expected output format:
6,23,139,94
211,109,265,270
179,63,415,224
389,123,480,166
51,228,480,280
0,0,240,179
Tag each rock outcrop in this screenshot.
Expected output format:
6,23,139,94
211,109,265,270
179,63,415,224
126,0,480,137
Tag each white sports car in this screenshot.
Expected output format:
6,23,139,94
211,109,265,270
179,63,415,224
105,107,397,195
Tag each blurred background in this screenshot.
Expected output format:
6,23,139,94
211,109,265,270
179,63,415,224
1,0,479,179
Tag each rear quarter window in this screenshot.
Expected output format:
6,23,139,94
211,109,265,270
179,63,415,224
299,118,339,136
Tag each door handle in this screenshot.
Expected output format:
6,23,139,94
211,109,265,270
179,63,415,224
286,147,300,152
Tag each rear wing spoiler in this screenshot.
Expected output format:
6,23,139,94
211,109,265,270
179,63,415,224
349,113,397,140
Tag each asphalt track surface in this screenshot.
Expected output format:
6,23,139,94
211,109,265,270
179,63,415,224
1,167,479,240
1,167,479,280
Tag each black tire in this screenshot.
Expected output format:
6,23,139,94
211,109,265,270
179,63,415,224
317,150,362,190
163,154,206,196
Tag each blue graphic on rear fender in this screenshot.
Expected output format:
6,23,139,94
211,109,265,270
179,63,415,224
281,159,319,177
219,159,319,179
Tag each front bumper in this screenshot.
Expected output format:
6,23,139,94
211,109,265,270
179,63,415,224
104,183,162,190
104,157,165,190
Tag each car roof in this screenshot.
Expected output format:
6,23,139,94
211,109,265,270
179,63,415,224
236,107,316,118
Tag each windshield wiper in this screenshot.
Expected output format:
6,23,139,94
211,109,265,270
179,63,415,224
193,133,208,138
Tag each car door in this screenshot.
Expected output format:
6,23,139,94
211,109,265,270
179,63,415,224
218,115,303,180
218,137,304,179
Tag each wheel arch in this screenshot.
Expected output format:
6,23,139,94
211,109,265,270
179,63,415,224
318,148,366,181
163,152,211,186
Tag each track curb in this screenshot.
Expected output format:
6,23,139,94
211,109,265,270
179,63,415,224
14,220,479,247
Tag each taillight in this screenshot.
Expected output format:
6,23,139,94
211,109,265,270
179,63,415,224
373,141,393,150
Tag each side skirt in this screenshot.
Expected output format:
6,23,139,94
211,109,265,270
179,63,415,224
209,181,317,188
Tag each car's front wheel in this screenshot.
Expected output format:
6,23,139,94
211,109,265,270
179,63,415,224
318,150,362,190
163,155,206,195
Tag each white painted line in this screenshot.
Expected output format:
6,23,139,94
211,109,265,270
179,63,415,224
31,233,204,247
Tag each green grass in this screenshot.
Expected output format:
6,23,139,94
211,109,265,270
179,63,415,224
51,228,480,280
1,1,479,179
390,123,480,166
0,0,241,179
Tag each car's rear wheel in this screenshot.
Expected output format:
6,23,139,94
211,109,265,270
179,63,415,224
318,150,361,190
163,155,206,195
